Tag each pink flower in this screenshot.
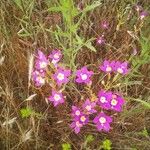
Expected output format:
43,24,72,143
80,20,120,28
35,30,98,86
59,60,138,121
109,94,125,112
97,90,112,110
93,112,112,132
97,35,105,45
53,68,71,86
79,114,89,125
140,11,149,20
35,50,49,70
48,49,62,65
99,60,115,73
71,106,82,118
114,61,129,75
82,99,97,114
76,66,94,84
70,120,83,134
48,90,64,106
70,114,89,134
32,70,46,87
101,20,109,29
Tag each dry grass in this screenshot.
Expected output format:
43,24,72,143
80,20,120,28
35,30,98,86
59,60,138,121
0,0,150,150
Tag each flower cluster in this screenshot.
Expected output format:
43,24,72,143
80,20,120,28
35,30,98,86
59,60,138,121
31,49,67,107
32,49,63,87
70,99,96,134
32,50,48,86
32,50,128,134
98,90,124,112
70,90,125,134
100,60,129,75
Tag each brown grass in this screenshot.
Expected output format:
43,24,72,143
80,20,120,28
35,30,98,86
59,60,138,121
0,0,150,150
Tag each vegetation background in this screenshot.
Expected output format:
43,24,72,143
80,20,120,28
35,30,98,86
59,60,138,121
0,0,150,149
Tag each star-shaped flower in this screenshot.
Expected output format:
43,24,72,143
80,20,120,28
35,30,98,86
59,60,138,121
71,106,82,118
53,68,71,86
109,94,125,112
93,112,112,132
97,90,112,110
35,50,49,70
48,90,64,106
99,60,115,73
48,49,62,65
76,66,94,84
82,99,97,114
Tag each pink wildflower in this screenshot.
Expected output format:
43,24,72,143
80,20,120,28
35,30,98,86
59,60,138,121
35,50,48,70
48,49,62,65
48,90,64,106
82,99,97,114
97,90,112,110
99,60,115,73
53,68,71,86
93,112,112,132
76,66,94,84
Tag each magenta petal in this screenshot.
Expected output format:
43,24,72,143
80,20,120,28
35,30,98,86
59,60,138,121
74,126,80,134
70,122,75,128
97,124,103,131
103,123,111,132
93,116,99,123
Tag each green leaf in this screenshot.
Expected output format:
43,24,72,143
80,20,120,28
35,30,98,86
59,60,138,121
102,139,112,150
129,97,150,109
138,127,149,137
84,41,97,52
82,1,101,13
47,6,62,12
75,34,84,44
62,143,71,150
20,108,34,118
85,134,94,143
13,0,23,11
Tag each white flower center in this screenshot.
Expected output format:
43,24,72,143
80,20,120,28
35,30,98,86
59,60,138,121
37,77,45,84
111,99,118,106
54,53,60,59
99,117,106,124
81,74,88,80
54,94,61,101
52,59,58,65
75,110,80,116
80,116,86,122
86,105,91,111
57,73,65,81
106,66,112,72
117,68,123,73
100,96,106,103
40,62,47,68
98,39,103,44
